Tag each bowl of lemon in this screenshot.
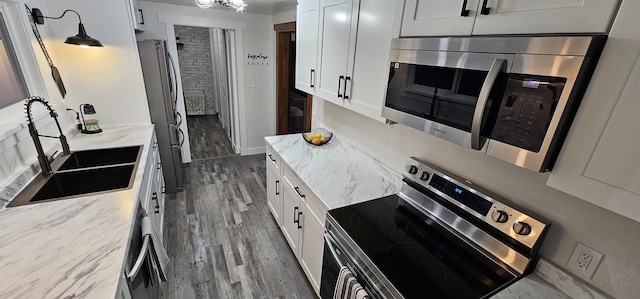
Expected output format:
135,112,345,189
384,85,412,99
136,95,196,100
302,129,333,146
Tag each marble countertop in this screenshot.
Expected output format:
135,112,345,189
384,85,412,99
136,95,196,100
265,133,402,209
0,125,154,299
491,258,611,299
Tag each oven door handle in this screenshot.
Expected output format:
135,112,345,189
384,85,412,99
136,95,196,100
324,232,346,267
126,234,150,280
471,59,505,150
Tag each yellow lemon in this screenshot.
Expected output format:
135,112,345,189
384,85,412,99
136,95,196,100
312,138,322,145
320,136,327,142
314,133,323,138
305,135,313,142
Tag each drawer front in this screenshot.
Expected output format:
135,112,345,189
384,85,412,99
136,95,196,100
283,164,326,227
266,145,281,171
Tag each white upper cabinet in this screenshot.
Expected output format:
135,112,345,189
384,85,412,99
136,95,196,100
402,0,620,37
401,0,480,36
296,0,320,94
344,0,403,122
473,0,620,35
315,0,359,105
547,0,640,223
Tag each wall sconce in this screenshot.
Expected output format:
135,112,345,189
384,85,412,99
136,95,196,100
30,8,103,48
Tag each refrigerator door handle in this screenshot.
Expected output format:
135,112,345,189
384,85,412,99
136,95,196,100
172,128,185,148
173,111,182,128
167,52,179,110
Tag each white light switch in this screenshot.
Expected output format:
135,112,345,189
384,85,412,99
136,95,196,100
248,79,256,88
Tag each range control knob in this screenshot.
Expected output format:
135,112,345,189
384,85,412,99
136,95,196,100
491,210,509,223
419,171,430,181
408,165,418,175
512,222,532,236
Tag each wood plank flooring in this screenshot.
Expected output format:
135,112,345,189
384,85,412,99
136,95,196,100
160,117,315,298
187,115,236,160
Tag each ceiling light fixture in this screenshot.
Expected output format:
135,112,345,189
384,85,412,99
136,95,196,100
30,8,103,48
195,0,247,13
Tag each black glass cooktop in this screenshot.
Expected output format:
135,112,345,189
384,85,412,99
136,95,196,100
328,195,517,298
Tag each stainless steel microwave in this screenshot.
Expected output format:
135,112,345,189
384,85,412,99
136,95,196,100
383,35,606,172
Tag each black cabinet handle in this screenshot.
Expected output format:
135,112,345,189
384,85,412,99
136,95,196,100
137,9,145,25
157,162,161,170
310,69,315,88
293,206,299,224
275,180,280,195
337,76,344,98
294,186,305,199
268,154,276,162
481,0,490,15
461,0,470,16
152,192,159,214
297,211,302,229
344,76,351,100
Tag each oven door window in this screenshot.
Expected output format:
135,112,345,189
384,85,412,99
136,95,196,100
386,63,504,133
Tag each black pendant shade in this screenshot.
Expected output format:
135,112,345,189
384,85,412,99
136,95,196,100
64,23,103,47
31,8,103,47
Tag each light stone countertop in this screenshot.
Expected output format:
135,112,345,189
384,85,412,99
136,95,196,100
265,133,403,209
267,133,612,299
491,258,611,299
0,124,155,299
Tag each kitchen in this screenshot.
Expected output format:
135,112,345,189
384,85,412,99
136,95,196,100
0,0,639,298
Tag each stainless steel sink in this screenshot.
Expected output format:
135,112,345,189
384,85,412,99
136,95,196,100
6,146,142,207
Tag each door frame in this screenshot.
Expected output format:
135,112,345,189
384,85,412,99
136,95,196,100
275,21,312,134
158,14,248,161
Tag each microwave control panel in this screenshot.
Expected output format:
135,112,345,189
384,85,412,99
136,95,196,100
490,74,566,152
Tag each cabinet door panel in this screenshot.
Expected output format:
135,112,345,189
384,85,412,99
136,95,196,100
401,0,479,36
315,0,354,104
281,182,303,257
345,0,401,122
299,204,325,294
473,0,619,35
266,162,282,226
296,0,320,94
583,54,640,195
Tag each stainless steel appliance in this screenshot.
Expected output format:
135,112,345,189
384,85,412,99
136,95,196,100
383,35,606,172
138,39,184,193
124,203,158,298
321,157,549,298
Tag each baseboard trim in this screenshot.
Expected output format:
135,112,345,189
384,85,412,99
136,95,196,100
242,146,266,156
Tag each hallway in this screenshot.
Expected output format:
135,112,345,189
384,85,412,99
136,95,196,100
187,115,236,160
159,116,315,298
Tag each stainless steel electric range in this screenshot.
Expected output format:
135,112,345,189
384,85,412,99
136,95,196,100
320,157,549,298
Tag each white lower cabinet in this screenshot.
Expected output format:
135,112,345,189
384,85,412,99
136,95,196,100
266,145,327,295
266,161,283,226
141,133,165,235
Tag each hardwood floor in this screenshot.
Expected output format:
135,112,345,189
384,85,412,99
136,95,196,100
160,117,315,298
186,115,236,160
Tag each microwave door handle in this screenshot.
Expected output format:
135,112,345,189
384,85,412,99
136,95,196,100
471,59,505,150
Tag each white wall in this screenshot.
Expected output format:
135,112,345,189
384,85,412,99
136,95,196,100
138,1,275,156
40,0,150,125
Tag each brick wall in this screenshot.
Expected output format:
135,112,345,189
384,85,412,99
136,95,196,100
175,25,216,115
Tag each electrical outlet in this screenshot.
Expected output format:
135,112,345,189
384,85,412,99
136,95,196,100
567,242,604,279
248,79,256,88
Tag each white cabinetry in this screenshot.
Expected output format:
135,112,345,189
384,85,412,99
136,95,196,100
127,0,146,32
141,134,165,236
314,0,358,104
296,0,320,94
265,144,327,294
547,0,640,223
402,0,620,36
312,0,403,122
266,147,283,226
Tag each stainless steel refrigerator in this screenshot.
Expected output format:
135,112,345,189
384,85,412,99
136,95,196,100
138,39,184,193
